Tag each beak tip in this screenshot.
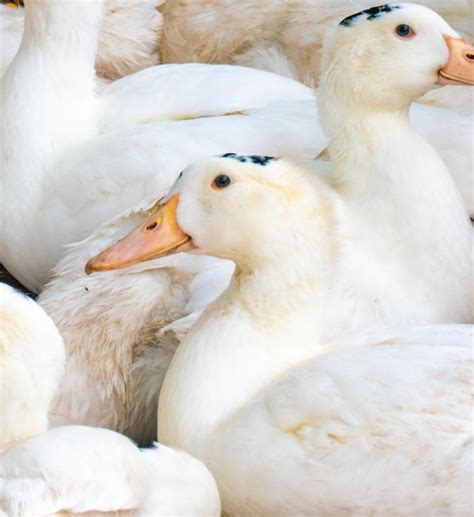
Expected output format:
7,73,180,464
85,259,98,275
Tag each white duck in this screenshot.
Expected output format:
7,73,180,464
159,0,473,110
0,427,221,516
0,283,220,516
0,0,325,293
316,2,472,334
0,0,162,80
2,1,473,294
40,4,472,445
86,155,473,515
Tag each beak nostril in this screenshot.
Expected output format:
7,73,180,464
146,222,158,231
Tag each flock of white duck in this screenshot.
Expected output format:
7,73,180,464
0,0,473,515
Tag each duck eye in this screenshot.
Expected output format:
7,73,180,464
395,24,415,39
212,175,231,189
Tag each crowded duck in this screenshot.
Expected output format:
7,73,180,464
38,3,472,446
0,2,472,515
87,154,472,515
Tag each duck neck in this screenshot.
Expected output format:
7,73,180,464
22,0,103,60
318,85,460,208
158,226,336,456
320,84,470,230
321,96,413,193
317,83,471,323
1,0,102,203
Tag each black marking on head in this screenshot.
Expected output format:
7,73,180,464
221,153,247,163
249,155,277,166
340,4,401,27
220,153,277,166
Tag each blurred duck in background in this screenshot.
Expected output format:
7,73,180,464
0,0,162,80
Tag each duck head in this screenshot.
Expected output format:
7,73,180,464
86,154,335,273
321,3,473,110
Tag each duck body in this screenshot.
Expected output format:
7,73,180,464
218,335,472,515
0,426,220,516
0,283,64,452
164,320,472,515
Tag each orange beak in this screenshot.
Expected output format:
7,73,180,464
85,194,194,274
438,35,474,85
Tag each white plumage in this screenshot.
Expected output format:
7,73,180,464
0,284,220,515
0,283,64,453
0,427,220,516
199,326,473,515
